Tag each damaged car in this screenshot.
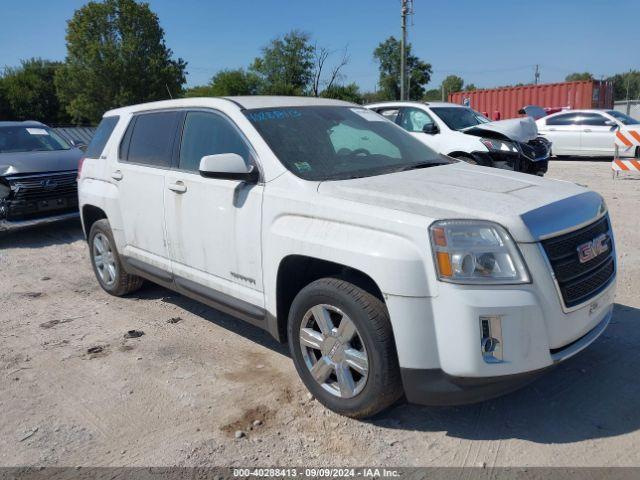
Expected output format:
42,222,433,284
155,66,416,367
0,121,83,231
366,101,550,176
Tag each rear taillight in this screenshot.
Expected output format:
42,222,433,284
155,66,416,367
77,157,85,180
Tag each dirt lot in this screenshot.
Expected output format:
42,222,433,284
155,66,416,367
1,160,639,468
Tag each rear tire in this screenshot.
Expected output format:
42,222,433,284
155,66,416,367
88,219,143,296
287,278,402,418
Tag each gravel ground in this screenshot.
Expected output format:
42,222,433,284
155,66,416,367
1,160,639,468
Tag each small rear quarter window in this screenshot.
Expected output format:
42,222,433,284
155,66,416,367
85,116,119,159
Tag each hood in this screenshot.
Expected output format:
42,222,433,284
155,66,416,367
318,162,589,242
0,148,83,176
463,117,538,143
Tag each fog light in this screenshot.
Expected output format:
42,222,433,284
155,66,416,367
480,315,503,363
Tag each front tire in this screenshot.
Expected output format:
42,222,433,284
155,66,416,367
88,219,143,296
287,278,402,418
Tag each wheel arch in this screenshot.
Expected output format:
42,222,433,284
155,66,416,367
81,204,107,239
274,255,384,342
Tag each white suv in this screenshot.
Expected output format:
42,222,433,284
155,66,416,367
366,101,550,176
79,96,616,418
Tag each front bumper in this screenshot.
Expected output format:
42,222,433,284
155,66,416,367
470,150,548,176
401,309,611,406
0,211,80,231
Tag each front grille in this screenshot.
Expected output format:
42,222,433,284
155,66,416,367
3,171,78,221
519,137,550,161
541,216,615,308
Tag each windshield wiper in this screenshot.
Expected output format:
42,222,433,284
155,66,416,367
394,161,448,172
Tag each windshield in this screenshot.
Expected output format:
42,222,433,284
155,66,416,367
0,126,71,153
607,110,640,125
430,107,487,130
244,106,446,181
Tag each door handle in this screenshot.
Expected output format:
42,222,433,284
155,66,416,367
111,170,123,181
168,181,187,193
548,128,556,131
583,129,592,132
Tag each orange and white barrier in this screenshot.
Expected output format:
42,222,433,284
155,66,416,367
612,158,640,172
613,129,640,178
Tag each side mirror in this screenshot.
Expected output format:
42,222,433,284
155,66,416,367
422,123,439,135
199,153,259,183
604,120,619,129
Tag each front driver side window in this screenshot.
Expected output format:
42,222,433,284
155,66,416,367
179,111,250,172
400,108,436,132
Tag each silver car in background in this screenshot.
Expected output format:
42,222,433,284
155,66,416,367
536,109,640,158
0,121,83,231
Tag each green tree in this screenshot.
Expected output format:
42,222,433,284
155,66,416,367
0,58,70,124
607,70,640,101
183,84,216,98
565,72,594,82
185,68,259,98
464,83,477,91
56,0,187,123
441,75,464,98
250,30,315,95
422,88,442,101
320,82,363,103
0,78,11,120
373,36,432,100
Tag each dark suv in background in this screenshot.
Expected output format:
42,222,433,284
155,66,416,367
0,121,84,231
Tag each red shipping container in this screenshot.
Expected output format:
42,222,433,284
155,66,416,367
448,80,614,120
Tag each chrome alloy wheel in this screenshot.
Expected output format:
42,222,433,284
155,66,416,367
92,232,117,287
299,304,369,398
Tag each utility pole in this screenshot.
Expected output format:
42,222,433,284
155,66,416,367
534,64,540,85
400,0,408,101
400,0,413,100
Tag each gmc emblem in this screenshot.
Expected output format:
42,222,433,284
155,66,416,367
577,233,609,264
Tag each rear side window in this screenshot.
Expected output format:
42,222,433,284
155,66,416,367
376,108,400,123
84,116,119,159
399,107,436,132
546,113,580,126
579,113,608,126
178,111,250,172
122,111,180,167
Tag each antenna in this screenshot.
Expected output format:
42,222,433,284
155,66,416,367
165,84,173,99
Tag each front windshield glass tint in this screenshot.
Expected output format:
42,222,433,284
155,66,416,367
607,110,640,125
244,106,444,180
430,107,485,130
0,126,71,153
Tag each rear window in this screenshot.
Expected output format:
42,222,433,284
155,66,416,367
85,116,119,159
121,111,180,167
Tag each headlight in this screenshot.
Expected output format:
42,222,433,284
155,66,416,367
429,220,530,284
480,138,518,153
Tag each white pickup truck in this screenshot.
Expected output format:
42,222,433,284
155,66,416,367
78,96,616,418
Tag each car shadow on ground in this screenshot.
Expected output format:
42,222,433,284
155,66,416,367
133,282,640,444
0,219,83,249
554,156,614,162
372,302,640,444
134,282,289,357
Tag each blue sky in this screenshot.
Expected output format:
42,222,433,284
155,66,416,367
0,0,638,92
